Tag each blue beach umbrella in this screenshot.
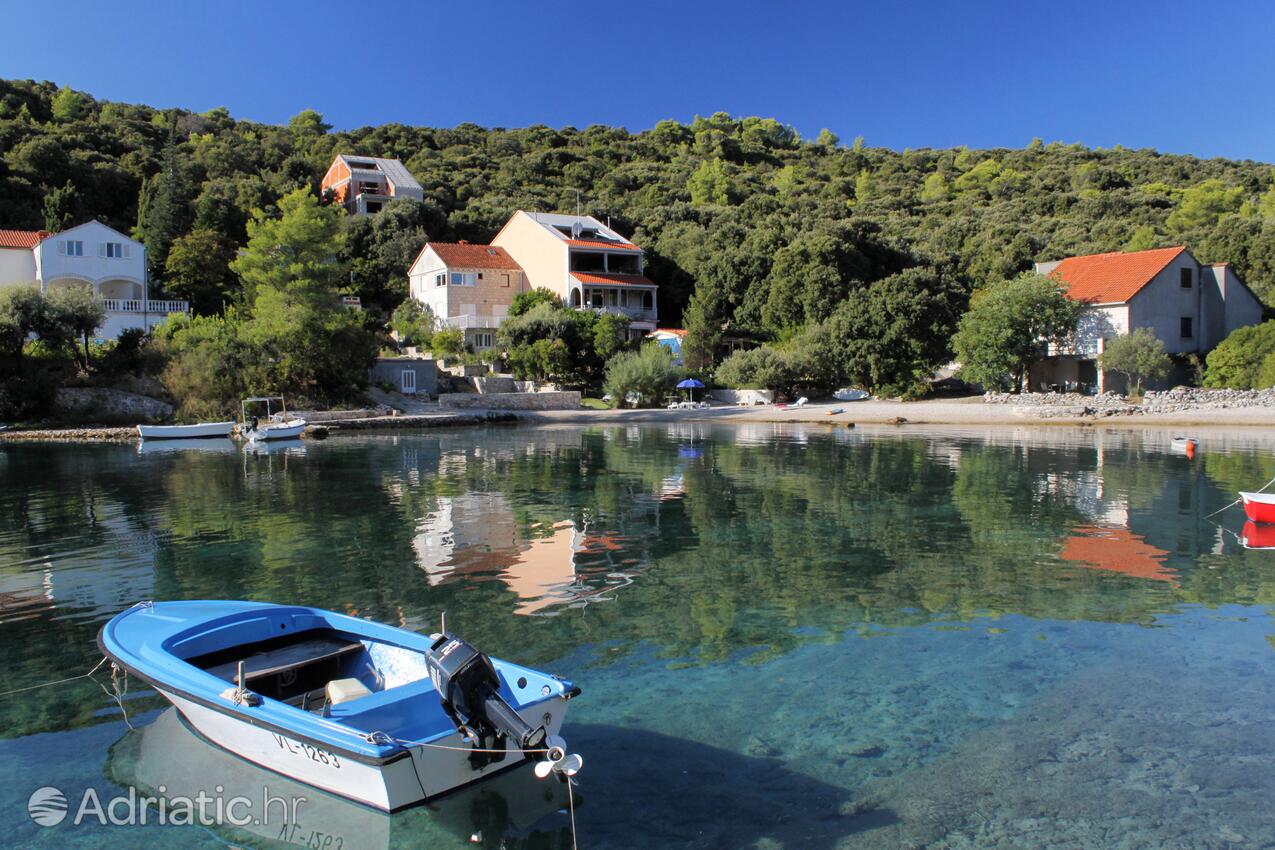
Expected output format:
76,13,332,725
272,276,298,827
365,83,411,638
676,378,705,402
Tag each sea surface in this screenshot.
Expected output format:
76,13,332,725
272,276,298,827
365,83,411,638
1,423,1274,849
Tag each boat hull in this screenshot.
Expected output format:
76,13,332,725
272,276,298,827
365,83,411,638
1240,492,1275,524
158,686,570,811
245,420,307,441
137,421,236,440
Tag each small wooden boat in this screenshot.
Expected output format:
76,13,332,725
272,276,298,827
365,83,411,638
137,421,236,440
99,601,581,811
1241,521,1275,550
1240,491,1275,524
833,388,870,402
241,396,307,442
1170,436,1198,458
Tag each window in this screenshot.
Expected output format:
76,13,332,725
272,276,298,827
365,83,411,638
435,274,446,288
642,291,654,310
450,272,477,287
61,240,84,256
1180,268,1192,289
104,242,125,258
477,273,483,280
474,332,494,348
1180,317,1193,338
501,273,511,288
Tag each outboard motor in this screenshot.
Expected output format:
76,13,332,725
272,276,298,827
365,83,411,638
425,632,547,767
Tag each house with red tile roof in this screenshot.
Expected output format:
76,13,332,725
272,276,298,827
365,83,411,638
407,242,528,350
1031,246,1264,392
491,211,657,338
0,221,188,339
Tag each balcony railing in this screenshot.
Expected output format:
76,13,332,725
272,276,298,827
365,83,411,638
439,314,502,330
585,305,657,323
102,299,190,314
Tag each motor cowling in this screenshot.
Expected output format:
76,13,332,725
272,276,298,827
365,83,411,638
425,633,547,763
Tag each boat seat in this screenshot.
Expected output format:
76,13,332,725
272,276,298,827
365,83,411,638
326,677,372,705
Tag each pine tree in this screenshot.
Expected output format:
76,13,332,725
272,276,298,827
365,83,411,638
136,123,194,281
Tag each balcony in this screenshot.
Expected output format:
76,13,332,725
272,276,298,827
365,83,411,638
584,305,656,323
102,299,189,314
439,314,502,330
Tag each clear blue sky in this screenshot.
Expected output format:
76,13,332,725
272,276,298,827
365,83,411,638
3,0,1273,161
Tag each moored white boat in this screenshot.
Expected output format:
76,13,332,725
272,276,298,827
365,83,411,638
1170,436,1198,457
241,396,307,441
98,600,581,812
137,421,236,440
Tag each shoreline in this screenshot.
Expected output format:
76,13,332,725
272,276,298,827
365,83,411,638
1,399,1270,443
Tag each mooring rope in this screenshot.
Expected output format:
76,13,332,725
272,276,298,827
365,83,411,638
1204,473,1275,520
0,656,109,699
566,775,579,850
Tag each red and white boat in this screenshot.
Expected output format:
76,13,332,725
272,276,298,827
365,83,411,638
1239,491,1275,524
1241,521,1275,550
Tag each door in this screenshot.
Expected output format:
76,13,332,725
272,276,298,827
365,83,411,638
401,369,417,395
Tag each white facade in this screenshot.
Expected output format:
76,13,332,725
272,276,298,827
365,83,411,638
406,244,527,350
1032,247,1265,392
0,246,37,283
0,221,187,340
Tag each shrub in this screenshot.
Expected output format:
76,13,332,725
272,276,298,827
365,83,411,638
603,343,682,407
1204,321,1275,389
431,327,465,358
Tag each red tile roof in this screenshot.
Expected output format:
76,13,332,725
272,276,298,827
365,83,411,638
0,229,51,249
571,272,657,288
652,328,687,337
1047,246,1185,304
428,242,523,271
565,238,640,252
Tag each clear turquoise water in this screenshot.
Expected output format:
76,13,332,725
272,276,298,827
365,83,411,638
2,424,1275,849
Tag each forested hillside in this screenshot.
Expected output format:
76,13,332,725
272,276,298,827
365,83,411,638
4,77,1275,336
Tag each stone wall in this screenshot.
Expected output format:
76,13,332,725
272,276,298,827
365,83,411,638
53,387,173,422
985,387,1275,418
710,388,775,405
438,391,582,410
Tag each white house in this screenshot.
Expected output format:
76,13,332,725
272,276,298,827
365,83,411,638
0,221,187,340
1032,245,1265,392
407,242,528,350
491,211,658,338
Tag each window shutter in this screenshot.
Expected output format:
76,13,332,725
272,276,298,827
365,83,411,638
98,242,106,258
123,244,131,259
58,241,66,256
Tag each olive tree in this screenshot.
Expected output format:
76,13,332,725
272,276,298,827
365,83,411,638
1098,328,1171,395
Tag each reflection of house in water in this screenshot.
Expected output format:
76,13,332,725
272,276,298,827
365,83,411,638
412,492,650,616
1059,526,1176,584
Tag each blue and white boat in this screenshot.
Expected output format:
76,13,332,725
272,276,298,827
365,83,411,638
98,600,581,811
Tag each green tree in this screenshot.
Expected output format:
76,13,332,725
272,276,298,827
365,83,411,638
390,299,434,349
47,285,106,370
1167,179,1245,232
825,267,967,395
680,287,724,371
1125,224,1160,252
1204,321,1275,389
592,312,632,363
164,228,237,314
230,188,378,401
508,288,563,317
602,343,681,407
687,159,732,206
50,86,87,123
952,273,1081,392
1098,328,1172,395
136,126,195,279
42,181,78,232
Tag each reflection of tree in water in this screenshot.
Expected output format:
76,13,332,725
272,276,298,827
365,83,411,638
8,427,1275,740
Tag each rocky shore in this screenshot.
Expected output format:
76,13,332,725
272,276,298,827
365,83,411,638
985,387,1275,419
